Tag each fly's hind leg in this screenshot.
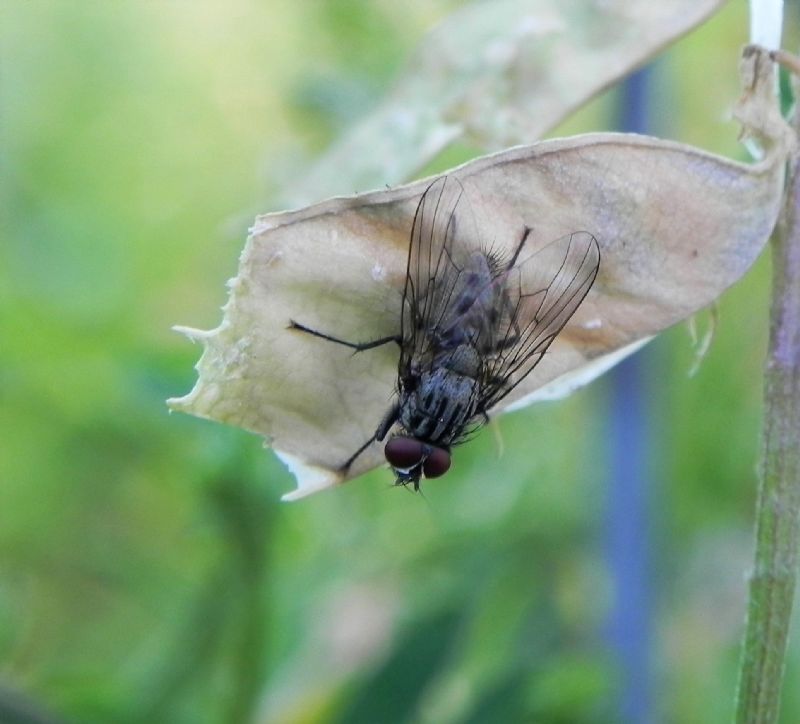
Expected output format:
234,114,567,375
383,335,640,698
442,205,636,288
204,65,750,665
505,226,532,270
289,320,401,352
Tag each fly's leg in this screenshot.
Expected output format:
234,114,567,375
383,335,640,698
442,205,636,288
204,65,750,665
289,320,401,352
505,226,532,270
339,402,400,472
374,401,401,442
290,321,402,471
339,435,378,472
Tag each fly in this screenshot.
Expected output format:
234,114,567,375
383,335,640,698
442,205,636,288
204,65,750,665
290,176,600,490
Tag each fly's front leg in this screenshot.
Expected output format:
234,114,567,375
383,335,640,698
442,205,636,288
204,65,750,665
289,320,401,352
340,401,400,471
289,320,402,472
374,401,400,442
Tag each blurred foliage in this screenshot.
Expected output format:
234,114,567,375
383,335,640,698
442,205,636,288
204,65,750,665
3,1,800,723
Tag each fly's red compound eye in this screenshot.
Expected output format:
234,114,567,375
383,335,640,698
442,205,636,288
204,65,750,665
384,437,425,468
422,446,451,478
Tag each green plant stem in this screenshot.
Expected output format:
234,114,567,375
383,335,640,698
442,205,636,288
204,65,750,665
735,113,800,721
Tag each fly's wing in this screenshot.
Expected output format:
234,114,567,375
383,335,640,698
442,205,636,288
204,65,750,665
399,176,482,374
477,231,600,411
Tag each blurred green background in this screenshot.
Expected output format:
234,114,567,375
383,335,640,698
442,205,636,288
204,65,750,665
2,1,799,722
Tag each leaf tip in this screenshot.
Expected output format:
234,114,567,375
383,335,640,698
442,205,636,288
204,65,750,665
173,325,213,343
276,450,343,501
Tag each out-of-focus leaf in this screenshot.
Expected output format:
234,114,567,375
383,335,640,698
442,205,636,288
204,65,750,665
686,305,719,378
282,0,729,205
169,47,793,500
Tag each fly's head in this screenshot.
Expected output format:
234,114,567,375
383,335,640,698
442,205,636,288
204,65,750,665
384,436,451,490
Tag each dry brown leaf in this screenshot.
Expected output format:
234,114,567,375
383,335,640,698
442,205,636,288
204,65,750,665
170,47,793,500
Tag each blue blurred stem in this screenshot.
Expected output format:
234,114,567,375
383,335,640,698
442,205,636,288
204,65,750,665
606,67,655,724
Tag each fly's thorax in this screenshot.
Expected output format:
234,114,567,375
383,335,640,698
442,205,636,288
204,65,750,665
399,364,479,445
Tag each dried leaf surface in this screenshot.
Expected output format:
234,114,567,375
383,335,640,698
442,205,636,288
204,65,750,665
170,47,791,499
